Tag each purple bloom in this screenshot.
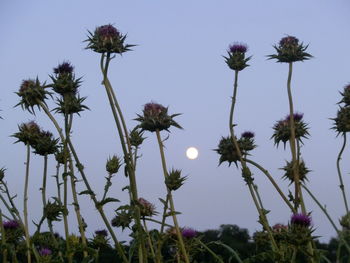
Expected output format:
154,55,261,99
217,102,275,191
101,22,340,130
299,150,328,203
53,62,74,75
39,248,52,256
291,213,311,227
241,131,255,139
95,229,108,237
96,24,119,39
279,36,299,47
286,113,304,122
144,102,166,116
181,227,197,238
229,43,248,53
3,220,20,230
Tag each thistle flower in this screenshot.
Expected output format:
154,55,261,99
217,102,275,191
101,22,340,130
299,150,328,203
3,220,20,230
268,35,312,63
339,84,350,106
32,130,59,156
138,198,157,217
215,135,255,166
50,62,81,95
291,213,311,227
281,160,310,183
165,169,187,191
135,102,182,132
95,229,108,237
106,155,121,174
271,113,309,147
224,43,251,71
16,78,50,113
332,106,350,134
12,121,41,146
86,24,134,54
182,228,197,238
241,131,255,139
111,209,132,230
39,248,52,256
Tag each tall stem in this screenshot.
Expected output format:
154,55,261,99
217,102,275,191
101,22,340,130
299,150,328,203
228,70,278,252
156,130,190,263
337,133,349,214
23,144,31,263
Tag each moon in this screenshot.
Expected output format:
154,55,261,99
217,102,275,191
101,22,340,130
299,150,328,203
186,147,198,160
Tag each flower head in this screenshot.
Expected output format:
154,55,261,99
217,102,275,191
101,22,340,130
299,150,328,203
165,169,187,191
286,112,304,122
106,155,122,174
135,102,182,132
339,84,350,106
182,228,197,238
3,220,20,230
95,229,108,237
50,62,81,95
32,130,59,156
53,62,74,75
16,78,50,113
241,131,255,139
86,24,134,54
12,121,41,146
39,248,52,256
291,213,311,227
138,198,157,217
268,35,312,63
332,106,350,134
224,42,251,71
281,159,310,183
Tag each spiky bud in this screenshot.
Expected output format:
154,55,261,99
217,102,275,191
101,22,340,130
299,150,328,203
268,35,312,63
111,209,132,230
54,93,88,115
106,155,121,174
340,213,350,230
12,121,41,146
129,127,146,147
165,169,187,191
95,229,108,237
135,102,182,132
86,24,134,54
33,130,59,156
272,113,309,147
16,78,50,113
138,198,157,218
332,106,350,134
50,62,81,95
0,167,5,181
224,43,251,71
55,147,66,164
339,84,350,106
44,200,64,222
281,160,310,183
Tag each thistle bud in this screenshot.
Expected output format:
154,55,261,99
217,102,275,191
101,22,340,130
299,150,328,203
0,167,5,181
272,113,309,147
111,209,132,230
339,84,350,106
224,43,251,71
86,24,134,54
138,198,157,217
44,200,64,222
340,213,350,230
51,62,81,95
129,127,145,147
268,35,312,63
281,160,310,183
16,78,50,113
33,130,59,156
135,102,182,132
332,106,350,134
55,147,66,164
106,155,121,174
165,169,187,191
54,94,88,115
12,121,41,146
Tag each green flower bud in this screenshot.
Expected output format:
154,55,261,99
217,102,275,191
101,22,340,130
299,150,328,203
129,127,145,147
332,106,350,134
281,160,310,183
44,200,64,222
106,155,121,174
165,169,186,191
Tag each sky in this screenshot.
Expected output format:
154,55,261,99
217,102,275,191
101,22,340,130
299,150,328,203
0,0,350,243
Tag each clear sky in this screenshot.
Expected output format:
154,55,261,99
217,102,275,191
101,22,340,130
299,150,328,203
0,0,350,242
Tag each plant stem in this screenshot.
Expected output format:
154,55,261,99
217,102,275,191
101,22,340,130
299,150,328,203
244,158,295,212
337,133,349,214
143,218,156,261
23,143,31,263
156,130,190,263
197,239,225,263
286,62,305,212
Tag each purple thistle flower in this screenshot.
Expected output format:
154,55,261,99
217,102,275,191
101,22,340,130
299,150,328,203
286,113,304,122
279,36,299,47
53,62,74,75
39,248,52,256
19,79,35,93
291,213,311,227
96,24,119,39
241,131,255,139
181,227,197,238
229,43,248,54
95,229,108,237
3,220,20,230
144,102,166,116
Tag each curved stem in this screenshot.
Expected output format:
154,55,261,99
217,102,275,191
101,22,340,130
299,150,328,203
23,144,31,263
196,239,225,263
244,158,295,212
156,130,190,263
336,133,349,214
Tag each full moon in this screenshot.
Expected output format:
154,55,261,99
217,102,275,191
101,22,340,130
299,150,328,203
186,147,198,160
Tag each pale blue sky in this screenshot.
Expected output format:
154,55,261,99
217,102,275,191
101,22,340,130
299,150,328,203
0,0,350,242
